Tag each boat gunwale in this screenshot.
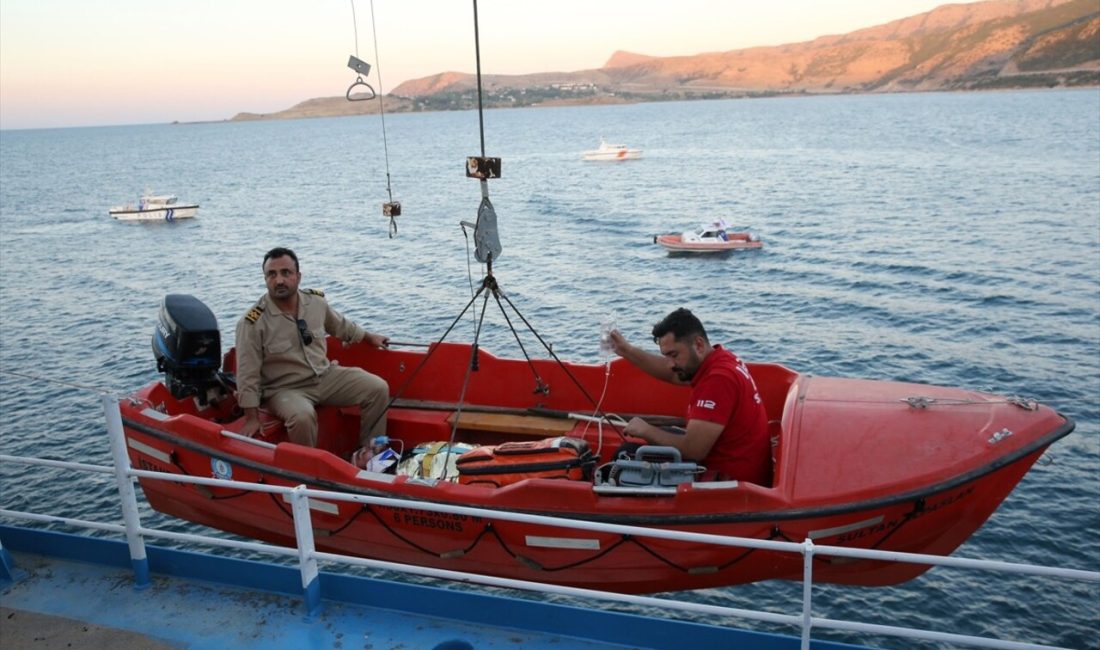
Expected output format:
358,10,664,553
120,406,1074,527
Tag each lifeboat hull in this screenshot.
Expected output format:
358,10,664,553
120,341,1072,594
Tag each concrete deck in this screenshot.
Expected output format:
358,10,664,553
3,526,842,650
2,607,176,649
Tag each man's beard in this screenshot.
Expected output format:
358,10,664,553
673,353,699,381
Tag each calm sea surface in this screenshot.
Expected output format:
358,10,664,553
1,90,1098,648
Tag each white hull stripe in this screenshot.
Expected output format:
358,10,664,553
282,493,340,515
127,438,173,464
355,470,398,483
808,515,885,540
140,407,171,421
526,535,601,550
693,480,740,490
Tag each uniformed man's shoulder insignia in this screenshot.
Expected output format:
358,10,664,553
244,304,264,323
304,288,325,297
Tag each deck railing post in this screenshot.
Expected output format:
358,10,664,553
101,395,150,588
800,538,815,650
289,484,322,618
0,538,17,581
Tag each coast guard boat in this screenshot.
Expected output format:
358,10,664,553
109,192,199,222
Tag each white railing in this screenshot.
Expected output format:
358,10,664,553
0,395,1096,650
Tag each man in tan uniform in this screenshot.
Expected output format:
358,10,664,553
235,247,390,466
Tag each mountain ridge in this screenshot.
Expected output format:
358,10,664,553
231,0,1098,122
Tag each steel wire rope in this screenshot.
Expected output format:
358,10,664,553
349,0,360,60
438,288,494,473
349,0,398,236
469,0,489,334
490,289,549,394
368,0,397,237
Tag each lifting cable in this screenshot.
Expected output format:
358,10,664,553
348,0,400,237
364,0,615,444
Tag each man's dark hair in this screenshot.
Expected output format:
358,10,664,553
263,247,299,272
652,307,708,345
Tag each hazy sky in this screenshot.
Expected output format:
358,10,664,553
0,1,980,130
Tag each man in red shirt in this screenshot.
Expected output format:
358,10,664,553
608,308,771,484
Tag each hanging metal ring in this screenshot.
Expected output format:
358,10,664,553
346,76,376,101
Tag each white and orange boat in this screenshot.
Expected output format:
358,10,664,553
655,220,763,254
118,294,1073,594
582,139,642,161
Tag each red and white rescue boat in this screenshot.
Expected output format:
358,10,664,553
120,295,1073,594
581,139,642,161
654,220,763,254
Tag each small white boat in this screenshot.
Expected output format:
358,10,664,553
654,220,763,254
581,139,642,161
110,192,199,222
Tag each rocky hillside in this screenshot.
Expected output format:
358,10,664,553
233,0,1098,121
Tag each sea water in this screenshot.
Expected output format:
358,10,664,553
1,89,1098,648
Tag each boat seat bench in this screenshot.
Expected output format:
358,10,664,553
446,411,577,437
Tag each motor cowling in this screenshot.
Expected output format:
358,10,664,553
153,294,221,400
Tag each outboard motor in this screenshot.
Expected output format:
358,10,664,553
153,294,221,402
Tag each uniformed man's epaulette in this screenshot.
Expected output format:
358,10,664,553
244,304,264,323
304,288,325,297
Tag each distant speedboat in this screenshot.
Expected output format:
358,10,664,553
582,139,642,161
110,192,198,222
654,220,763,254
